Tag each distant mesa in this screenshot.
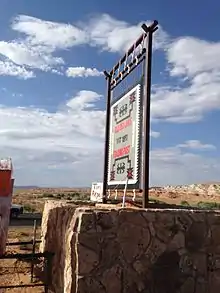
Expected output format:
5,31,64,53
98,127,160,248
14,186,39,189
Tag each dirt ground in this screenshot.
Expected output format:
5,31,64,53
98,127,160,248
12,184,220,214
0,227,46,293
12,187,90,213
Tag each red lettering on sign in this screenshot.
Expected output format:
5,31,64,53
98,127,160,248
114,118,132,133
113,145,131,159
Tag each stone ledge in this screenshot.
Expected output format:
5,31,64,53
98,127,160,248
40,201,220,293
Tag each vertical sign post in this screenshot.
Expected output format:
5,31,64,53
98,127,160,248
141,22,158,207
102,72,112,203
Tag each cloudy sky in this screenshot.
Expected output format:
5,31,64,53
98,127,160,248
0,0,219,187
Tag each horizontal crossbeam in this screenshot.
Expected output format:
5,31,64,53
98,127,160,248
105,20,159,79
6,240,41,246
0,283,45,289
0,251,53,260
111,54,146,90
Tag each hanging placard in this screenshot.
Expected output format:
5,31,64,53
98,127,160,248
90,182,103,202
107,82,142,189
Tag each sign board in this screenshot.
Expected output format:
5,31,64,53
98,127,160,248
107,83,142,189
90,182,103,202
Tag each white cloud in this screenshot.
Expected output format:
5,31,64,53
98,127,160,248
150,144,220,186
66,90,103,112
177,140,216,151
11,15,87,49
0,89,164,186
0,14,168,78
0,60,34,79
4,13,219,127
2,133,218,187
0,94,218,187
0,14,219,187
83,14,168,53
0,90,105,185
66,67,103,78
150,131,160,138
0,90,105,148
151,35,220,123
0,41,64,71
168,37,220,77
12,13,167,55
0,14,86,77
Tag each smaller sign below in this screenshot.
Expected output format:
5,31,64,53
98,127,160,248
90,182,103,203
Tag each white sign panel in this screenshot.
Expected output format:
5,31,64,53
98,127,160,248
108,83,142,188
90,182,103,203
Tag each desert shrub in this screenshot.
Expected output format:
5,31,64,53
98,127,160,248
196,201,220,209
71,192,81,197
149,198,166,204
65,192,90,201
37,192,54,198
43,193,54,198
66,196,73,200
53,193,63,199
180,200,190,206
76,193,90,200
24,204,36,213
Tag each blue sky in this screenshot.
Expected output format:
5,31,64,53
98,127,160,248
0,0,219,187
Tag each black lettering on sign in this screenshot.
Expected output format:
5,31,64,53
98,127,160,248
122,134,128,143
119,104,128,117
117,162,125,174
113,105,118,116
116,137,122,144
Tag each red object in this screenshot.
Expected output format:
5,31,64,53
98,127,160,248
113,145,131,159
0,158,13,197
0,170,13,197
114,118,132,133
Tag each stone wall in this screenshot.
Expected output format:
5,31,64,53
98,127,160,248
40,201,78,291
40,202,220,293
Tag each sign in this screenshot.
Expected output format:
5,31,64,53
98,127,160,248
108,83,142,188
90,182,103,202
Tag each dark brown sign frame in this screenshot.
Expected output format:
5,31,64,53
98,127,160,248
102,21,159,207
